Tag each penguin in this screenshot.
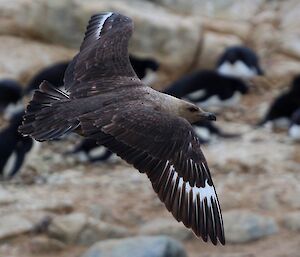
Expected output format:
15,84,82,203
24,61,70,94
216,45,264,78
0,79,23,115
289,108,300,141
164,70,249,108
259,75,300,128
66,138,114,163
0,110,36,178
24,57,159,95
193,120,240,143
129,55,159,86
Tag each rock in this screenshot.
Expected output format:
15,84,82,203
77,220,130,246
0,188,16,206
81,236,187,257
282,212,300,231
0,35,74,82
48,212,88,244
0,214,33,240
223,210,278,243
150,0,263,20
48,212,129,245
30,236,66,253
0,0,203,77
139,218,192,241
202,18,251,41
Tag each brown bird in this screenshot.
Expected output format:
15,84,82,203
19,12,225,245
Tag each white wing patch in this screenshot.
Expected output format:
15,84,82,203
96,12,113,39
166,162,218,206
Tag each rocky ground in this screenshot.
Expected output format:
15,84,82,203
0,88,300,257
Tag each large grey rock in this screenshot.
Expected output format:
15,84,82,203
77,220,130,246
81,236,187,257
0,35,74,82
139,218,192,241
48,212,88,244
0,214,34,239
223,210,278,243
282,212,300,231
30,236,66,253
0,0,202,76
48,212,129,245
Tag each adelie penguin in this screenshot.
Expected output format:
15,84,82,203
25,57,159,95
65,138,115,163
0,79,23,116
0,110,38,179
164,70,244,141
259,75,300,129
24,61,70,95
216,45,264,78
129,55,159,85
164,70,249,109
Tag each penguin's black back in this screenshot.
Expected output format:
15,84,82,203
259,76,300,124
25,61,70,94
0,79,22,107
164,70,248,99
129,55,159,79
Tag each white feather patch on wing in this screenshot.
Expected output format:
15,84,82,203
169,163,217,206
96,12,113,39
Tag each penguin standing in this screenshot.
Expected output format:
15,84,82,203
216,46,264,78
0,111,36,178
24,61,70,94
66,138,114,163
0,79,23,116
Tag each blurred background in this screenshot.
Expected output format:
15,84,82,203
0,0,300,256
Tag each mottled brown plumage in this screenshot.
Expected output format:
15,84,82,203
19,12,225,245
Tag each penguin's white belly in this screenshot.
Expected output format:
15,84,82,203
141,70,158,86
3,152,17,177
193,126,212,141
217,61,257,78
89,146,109,159
195,91,241,108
